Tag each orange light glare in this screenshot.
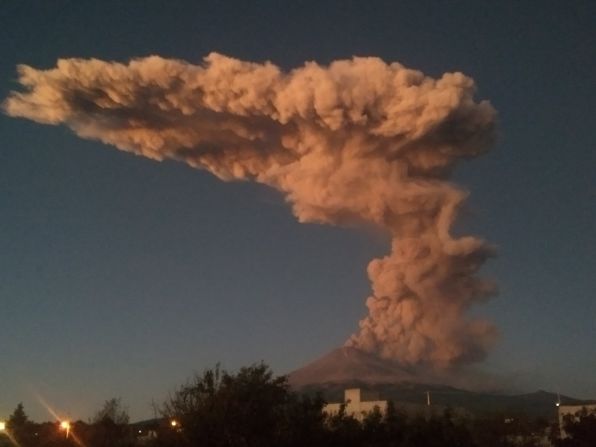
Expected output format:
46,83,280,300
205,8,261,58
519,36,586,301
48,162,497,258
0,421,5,431
170,420,178,427
60,421,70,430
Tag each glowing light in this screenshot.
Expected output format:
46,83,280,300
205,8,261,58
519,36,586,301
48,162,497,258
0,421,5,431
59,421,71,438
170,420,178,428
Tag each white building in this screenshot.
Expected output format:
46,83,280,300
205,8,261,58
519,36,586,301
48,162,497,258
324,388,387,421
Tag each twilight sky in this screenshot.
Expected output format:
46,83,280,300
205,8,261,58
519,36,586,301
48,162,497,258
1,0,594,422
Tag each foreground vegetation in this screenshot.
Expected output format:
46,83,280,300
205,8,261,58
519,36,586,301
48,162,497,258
1,364,594,447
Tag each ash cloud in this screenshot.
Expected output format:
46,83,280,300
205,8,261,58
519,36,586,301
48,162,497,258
4,53,498,369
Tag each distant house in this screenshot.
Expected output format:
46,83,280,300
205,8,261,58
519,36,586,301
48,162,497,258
324,388,387,421
129,418,159,444
558,404,596,439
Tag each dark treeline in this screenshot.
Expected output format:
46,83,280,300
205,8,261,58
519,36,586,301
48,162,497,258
1,364,594,447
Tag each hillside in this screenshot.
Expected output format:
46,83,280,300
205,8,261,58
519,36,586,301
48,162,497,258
288,347,595,419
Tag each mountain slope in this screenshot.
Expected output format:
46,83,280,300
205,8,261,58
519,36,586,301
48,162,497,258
288,347,596,419
288,346,416,387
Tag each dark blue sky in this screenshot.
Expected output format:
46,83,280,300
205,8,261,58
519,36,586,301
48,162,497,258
1,0,594,421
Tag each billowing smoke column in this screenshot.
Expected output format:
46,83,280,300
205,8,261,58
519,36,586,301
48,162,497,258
4,53,497,369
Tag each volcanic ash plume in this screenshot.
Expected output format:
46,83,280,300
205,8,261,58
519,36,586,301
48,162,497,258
4,53,498,368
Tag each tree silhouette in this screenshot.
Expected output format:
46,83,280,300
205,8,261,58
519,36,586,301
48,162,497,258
558,408,596,447
7,403,36,447
87,398,133,447
159,363,326,447
92,398,130,425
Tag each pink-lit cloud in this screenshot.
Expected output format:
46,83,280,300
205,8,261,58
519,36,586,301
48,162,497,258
4,53,497,369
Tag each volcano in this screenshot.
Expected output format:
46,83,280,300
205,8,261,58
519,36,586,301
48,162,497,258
288,346,504,391
288,346,416,387
288,347,596,419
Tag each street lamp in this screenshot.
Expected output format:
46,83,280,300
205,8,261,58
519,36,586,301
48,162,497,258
170,419,179,428
59,420,71,438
